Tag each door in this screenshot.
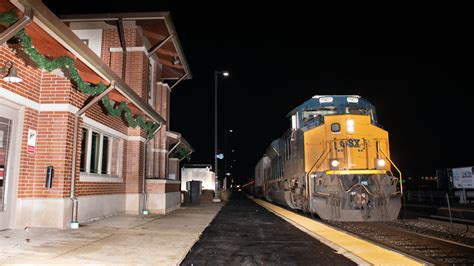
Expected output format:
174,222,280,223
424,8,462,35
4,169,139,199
0,103,20,229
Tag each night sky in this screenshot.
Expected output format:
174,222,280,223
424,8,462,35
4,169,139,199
43,1,472,183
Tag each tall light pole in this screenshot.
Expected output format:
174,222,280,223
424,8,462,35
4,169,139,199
214,70,229,196
224,129,233,190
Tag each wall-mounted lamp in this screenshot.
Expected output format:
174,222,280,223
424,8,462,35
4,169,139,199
1,61,23,83
172,56,180,65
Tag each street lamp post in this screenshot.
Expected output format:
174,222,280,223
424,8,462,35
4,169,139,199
214,70,229,200
224,129,233,189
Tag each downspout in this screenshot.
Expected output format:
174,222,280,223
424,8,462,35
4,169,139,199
69,82,115,229
141,125,161,215
117,18,127,81
0,6,33,44
166,138,181,179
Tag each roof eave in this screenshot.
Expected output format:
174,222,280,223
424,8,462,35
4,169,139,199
13,0,166,124
60,12,192,80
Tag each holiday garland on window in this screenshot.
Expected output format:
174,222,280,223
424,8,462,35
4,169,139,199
0,11,160,138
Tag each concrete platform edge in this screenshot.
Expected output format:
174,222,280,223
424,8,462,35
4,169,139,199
177,203,226,265
250,197,424,266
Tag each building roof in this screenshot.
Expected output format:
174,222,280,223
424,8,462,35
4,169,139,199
2,0,167,126
287,95,375,117
59,12,191,81
166,131,194,159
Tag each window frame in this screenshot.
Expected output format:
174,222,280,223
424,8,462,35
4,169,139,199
79,125,124,183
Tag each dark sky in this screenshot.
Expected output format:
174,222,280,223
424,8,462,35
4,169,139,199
43,1,473,182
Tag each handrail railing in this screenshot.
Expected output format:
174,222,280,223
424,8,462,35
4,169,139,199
379,148,403,195
305,142,330,197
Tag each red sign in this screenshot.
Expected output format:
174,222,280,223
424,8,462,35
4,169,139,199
27,145,35,153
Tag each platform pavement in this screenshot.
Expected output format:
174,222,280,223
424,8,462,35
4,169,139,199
0,203,223,265
181,192,356,265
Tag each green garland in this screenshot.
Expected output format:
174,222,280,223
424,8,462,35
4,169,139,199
0,11,160,138
174,145,191,161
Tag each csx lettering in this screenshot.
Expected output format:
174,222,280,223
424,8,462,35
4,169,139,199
340,139,361,148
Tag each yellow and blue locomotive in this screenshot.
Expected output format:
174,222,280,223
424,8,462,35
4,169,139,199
254,95,402,221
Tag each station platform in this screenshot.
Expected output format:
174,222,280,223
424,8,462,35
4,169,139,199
182,193,423,265
0,203,222,264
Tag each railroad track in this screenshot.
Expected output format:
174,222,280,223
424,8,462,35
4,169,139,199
327,221,474,265
251,196,474,264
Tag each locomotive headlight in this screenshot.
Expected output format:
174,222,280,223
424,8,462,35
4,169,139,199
330,159,340,169
376,158,386,169
346,119,355,133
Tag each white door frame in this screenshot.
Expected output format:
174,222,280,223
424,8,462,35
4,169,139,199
0,97,24,230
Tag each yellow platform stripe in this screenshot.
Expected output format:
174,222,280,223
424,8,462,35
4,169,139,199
252,198,423,266
325,169,387,175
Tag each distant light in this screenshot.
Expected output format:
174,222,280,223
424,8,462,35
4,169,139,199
229,129,233,133
222,71,229,77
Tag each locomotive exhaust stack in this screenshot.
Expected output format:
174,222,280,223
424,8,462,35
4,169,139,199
253,95,402,221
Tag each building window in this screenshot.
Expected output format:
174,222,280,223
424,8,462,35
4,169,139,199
80,127,123,178
90,132,100,173
101,136,109,174
80,128,88,172
147,59,155,107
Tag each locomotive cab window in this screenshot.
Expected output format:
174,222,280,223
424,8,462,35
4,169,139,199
344,107,376,123
345,107,372,115
302,108,336,126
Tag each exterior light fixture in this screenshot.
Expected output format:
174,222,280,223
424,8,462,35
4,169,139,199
330,159,340,169
346,119,355,133
172,56,180,65
376,158,386,169
1,61,23,83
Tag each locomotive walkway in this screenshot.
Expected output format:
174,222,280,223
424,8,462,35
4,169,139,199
181,192,355,265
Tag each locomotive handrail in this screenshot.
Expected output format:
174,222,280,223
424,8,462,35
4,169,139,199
338,178,376,196
379,148,403,195
305,143,330,197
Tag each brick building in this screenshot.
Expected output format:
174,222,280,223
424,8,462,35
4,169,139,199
0,0,193,229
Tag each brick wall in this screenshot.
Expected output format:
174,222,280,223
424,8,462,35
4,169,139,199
0,41,134,199
0,45,41,102
1,21,170,203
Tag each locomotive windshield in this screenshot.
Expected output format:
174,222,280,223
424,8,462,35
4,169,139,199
302,107,336,125
291,96,379,127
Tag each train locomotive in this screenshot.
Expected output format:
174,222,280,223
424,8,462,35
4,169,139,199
253,95,402,221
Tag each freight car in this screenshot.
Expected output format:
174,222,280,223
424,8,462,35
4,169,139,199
253,95,402,221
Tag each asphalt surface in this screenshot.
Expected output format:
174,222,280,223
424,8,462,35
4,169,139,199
181,192,355,265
